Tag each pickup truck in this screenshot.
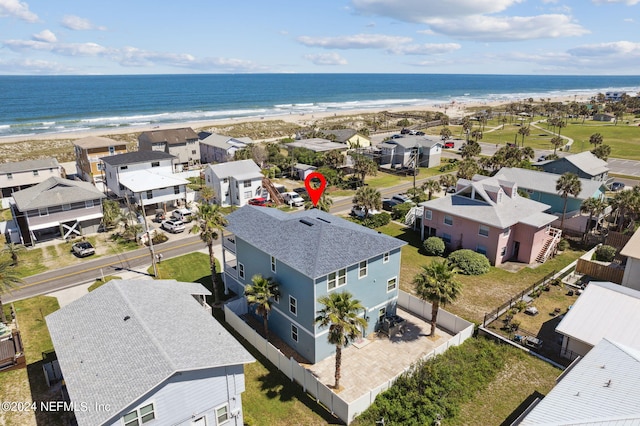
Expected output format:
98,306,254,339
283,192,305,207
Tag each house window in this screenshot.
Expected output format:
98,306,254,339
174,185,180,195
387,277,397,292
123,403,155,426
120,166,128,170
442,233,451,243
500,246,507,256
6,173,12,180
479,225,489,237
271,256,276,273
192,150,197,155
291,324,298,342
146,190,153,199
39,208,48,217
223,178,228,184
97,163,103,171
33,170,39,176
244,191,252,199
444,215,453,226
383,252,390,263
503,228,510,237
378,307,386,323
424,209,432,220
359,260,367,278
289,296,297,316
476,245,487,255
327,268,346,290
62,203,71,211
238,263,245,279
243,179,251,188
215,403,229,425
151,162,160,167
85,200,94,208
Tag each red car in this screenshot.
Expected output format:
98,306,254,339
248,197,269,206
444,141,455,149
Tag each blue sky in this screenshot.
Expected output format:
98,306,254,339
0,0,639,75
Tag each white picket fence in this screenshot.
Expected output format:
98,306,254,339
225,290,474,424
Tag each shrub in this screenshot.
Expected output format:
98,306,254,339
514,300,527,312
594,244,616,262
391,202,413,220
423,237,445,256
557,239,569,251
448,249,490,275
361,212,391,228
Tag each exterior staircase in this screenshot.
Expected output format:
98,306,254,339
536,227,562,263
261,177,284,205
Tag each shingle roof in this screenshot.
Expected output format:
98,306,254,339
520,339,640,425
207,159,262,180
556,281,640,349
420,175,556,229
100,150,176,166
46,280,254,426
225,206,406,278
73,136,124,149
138,127,198,145
12,177,105,210
385,135,442,150
494,168,606,200
287,138,348,152
0,158,60,174
320,129,357,143
564,152,609,176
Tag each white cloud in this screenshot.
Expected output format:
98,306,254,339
0,58,75,74
61,15,106,31
351,0,522,21
568,40,640,56
389,43,461,55
298,33,412,49
426,14,589,41
0,0,38,22
304,52,348,65
32,29,56,43
592,0,640,5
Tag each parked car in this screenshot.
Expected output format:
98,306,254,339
537,155,547,162
391,134,403,139
162,219,186,233
351,206,381,218
248,197,269,206
444,141,455,149
72,241,95,257
400,128,411,134
293,187,310,201
154,211,166,222
382,199,401,211
283,192,305,207
415,131,425,136
172,208,193,222
391,194,412,204
610,182,625,192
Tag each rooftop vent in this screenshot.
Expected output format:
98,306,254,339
300,219,314,227
316,217,331,223
124,315,131,322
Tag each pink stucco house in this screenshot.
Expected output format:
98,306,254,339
419,175,561,266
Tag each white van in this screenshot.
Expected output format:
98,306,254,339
172,208,193,222
283,192,304,207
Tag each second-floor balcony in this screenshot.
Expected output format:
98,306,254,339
223,234,236,253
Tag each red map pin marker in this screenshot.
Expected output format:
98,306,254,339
304,172,327,207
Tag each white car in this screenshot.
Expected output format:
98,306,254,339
172,208,193,222
351,206,381,218
162,219,186,233
283,192,305,207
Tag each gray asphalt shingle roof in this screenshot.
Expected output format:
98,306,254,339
225,206,406,278
46,280,254,426
138,127,198,144
493,168,606,200
207,159,262,180
100,150,176,166
12,177,105,210
0,158,60,174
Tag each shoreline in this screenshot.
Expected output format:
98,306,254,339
0,94,593,145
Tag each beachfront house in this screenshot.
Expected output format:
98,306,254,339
9,177,105,246
138,127,200,171
204,159,264,207
101,151,189,211
46,279,254,426
199,133,256,164
419,175,560,266
222,206,406,363
0,158,65,199
538,151,609,181
73,136,127,186
555,281,640,360
378,135,442,170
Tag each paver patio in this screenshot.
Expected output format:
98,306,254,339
306,307,454,402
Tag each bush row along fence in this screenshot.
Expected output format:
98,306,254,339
225,290,474,425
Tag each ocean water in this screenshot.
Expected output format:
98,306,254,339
0,74,638,138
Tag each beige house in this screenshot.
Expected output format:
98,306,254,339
320,129,371,148
73,136,127,185
0,158,64,198
138,127,200,171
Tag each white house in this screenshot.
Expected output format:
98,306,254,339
0,158,65,199
204,159,264,207
46,280,255,426
101,151,189,210
199,133,256,164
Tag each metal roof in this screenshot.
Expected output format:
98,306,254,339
556,281,640,348
225,206,406,279
138,127,198,145
0,158,60,174
46,280,254,426
118,170,189,192
287,138,348,152
200,133,255,149
12,176,105,210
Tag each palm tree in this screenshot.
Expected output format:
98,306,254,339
244,274,280,340
413,260,462,336
551,136,564,154
610,188,640,232
439,127,452,142
581,198,607,238
0,261,23,323
199,185,215,204
351,154,377,187
459,141,481,159
101,199,122,230
556,173,582,231
315,291,368,389
191,203,227,305
589,133,603,148
518,125,530,147
304,193,333,212
421,179,441,200
352,186,382,218
439,174,457,194
591,144,611,161
2,243,26,266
